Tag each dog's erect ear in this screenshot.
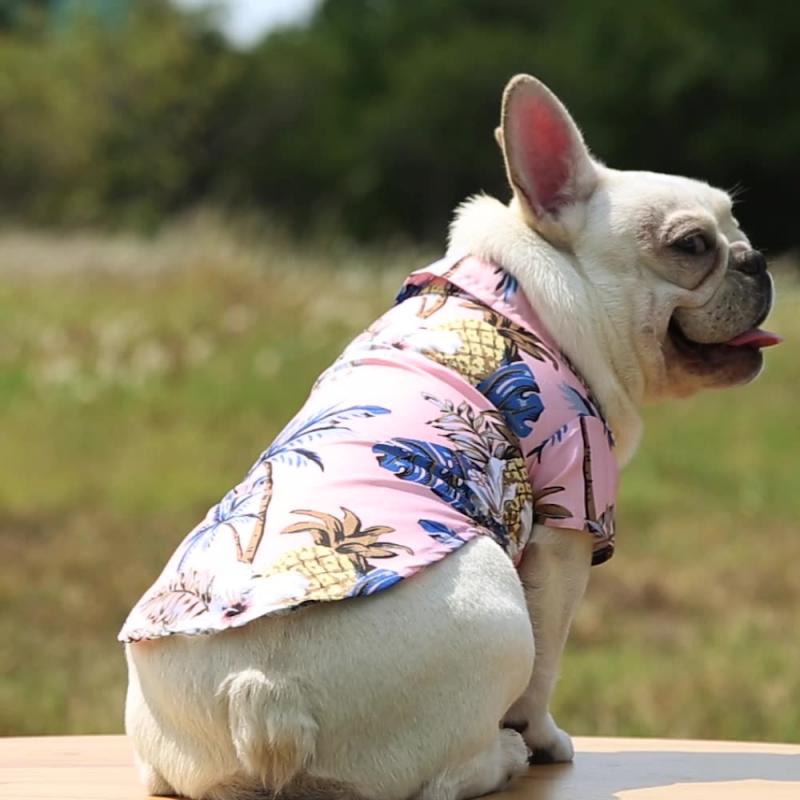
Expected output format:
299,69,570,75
494,125,503,149
501,75,597,223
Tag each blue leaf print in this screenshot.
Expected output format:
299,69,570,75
287,448,324,469
351,568,403,595
559,383,615,447
560,383,599,418
395,282,424,304
373,437,509,547
477,362,544,438
373,438,473,509
493,268,519,301
419,519,468,550
528,423,569,464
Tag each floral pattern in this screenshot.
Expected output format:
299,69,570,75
373,394,533,554
119,253,618,643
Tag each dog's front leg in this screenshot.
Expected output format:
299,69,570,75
503,524,592,763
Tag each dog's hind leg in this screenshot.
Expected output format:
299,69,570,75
133,754,176,797
416,729,529,800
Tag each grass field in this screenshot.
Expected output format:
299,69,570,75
1,217,798,742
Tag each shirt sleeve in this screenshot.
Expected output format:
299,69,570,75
530,414,618,565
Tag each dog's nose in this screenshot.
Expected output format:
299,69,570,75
734,249,768,276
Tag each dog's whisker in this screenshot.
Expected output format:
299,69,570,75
727,181,748,204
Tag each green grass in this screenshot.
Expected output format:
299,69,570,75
1,219,797,741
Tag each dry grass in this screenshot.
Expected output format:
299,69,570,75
1,218,797,741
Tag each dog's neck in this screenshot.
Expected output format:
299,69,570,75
448,194,642,465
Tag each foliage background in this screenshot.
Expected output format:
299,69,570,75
0,0,797,741
0,0,799,250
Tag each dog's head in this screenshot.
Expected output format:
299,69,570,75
497,75,779,402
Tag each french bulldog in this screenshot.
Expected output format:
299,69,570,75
123,75,778,800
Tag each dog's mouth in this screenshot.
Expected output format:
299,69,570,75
668,317,782,353
722,328,782,348
666,316,781,384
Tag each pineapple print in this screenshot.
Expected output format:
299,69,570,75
262,507,412,602
264,545,357,601
422,307,558,385
425,317,511,383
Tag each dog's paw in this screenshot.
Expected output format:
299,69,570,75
492,729,531,793
499,728,531,781
525,714,574,764
417,729,530,800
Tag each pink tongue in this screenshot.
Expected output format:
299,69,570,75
726,328,782,348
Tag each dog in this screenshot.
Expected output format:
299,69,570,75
121,75,779,800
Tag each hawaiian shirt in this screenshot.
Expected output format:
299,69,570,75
119,254,618,643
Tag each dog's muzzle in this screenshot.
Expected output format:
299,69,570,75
671,245,775,347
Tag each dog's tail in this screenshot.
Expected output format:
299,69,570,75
223,669,318,792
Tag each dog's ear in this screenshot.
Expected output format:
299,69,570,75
494,126,503,150
501,75,597,226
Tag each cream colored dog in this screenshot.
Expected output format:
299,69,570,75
125,75,777,800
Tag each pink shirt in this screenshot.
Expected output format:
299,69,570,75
119,254,618,643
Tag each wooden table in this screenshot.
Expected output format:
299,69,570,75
1,735,799,799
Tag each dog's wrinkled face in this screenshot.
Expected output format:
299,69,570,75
578,169,777,399
499,76,778,403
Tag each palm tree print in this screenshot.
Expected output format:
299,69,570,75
238,404,390,562
527,423,569,465
579,413,615,557
561,381,614,446
248,404,391,474
395,263,466,318
531,486,571,524
415,282,465,318
580,414,597,522
176,479,267,570
588,505,616,565
528,382,614,465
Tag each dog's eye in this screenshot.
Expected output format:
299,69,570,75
672,232,713,256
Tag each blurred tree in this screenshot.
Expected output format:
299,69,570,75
218,0,800,250
0,0,48,30
0,0,797,250
50,0,132,29
0,0,239,228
